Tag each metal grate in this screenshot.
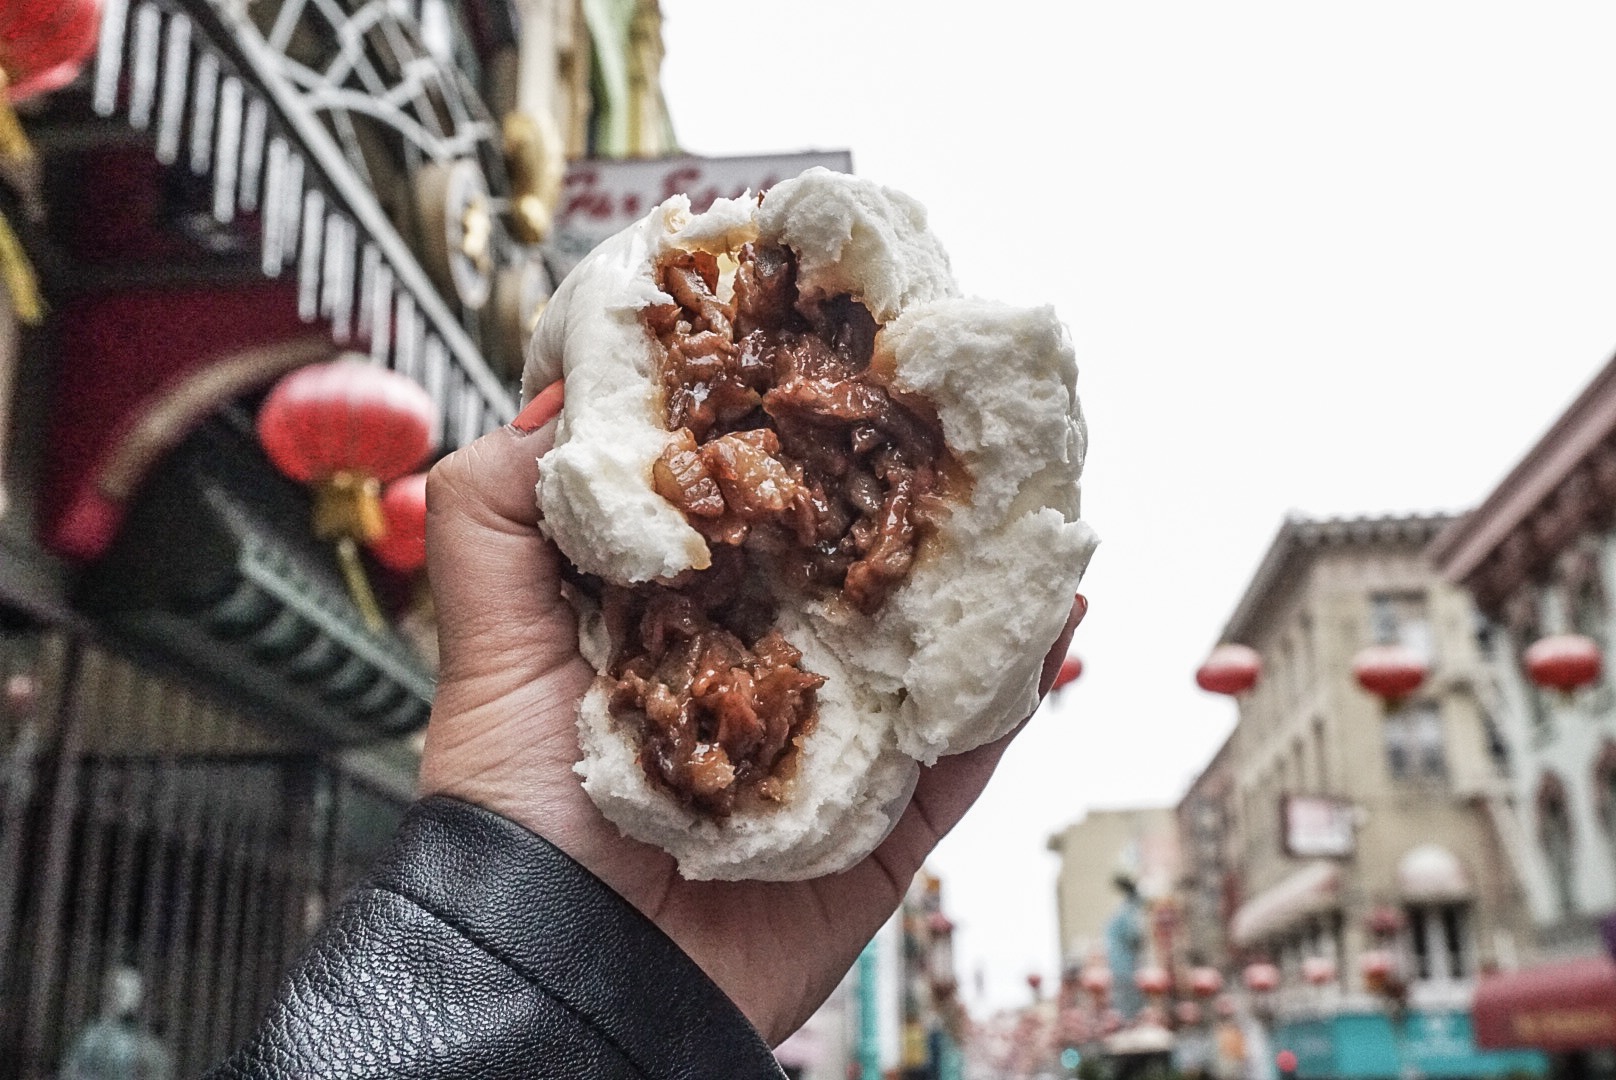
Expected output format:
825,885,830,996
0,626,408,1078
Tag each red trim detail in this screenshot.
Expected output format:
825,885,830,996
41,283,312,562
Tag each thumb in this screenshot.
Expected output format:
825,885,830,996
425,386,576,696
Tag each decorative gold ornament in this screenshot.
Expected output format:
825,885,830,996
415,159,494,310
502,110,565,245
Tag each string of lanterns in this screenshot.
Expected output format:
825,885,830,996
1196,628,1602,699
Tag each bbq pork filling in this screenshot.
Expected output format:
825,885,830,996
600,243,954,817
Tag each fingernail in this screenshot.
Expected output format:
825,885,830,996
1074,593,1088,625
511,380,564,434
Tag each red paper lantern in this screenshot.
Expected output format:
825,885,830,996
1364,904,1405,939
1242,962,1280,994
258,359,436,627
1196,643,1261,695
1100,1008,1123,1035
1352,643,1428,701
1053,655,1083,691
1302,956,1337,986
1359,949,1398,993
1137,1004,1168,1028
1188,966,1224,998
0,0,102,101
1134,965,1171,997
1524,633,1603,693
1214,994,1237,1018
259,359,436,505
1277,1050,1299,1074
369,473,429,573
1079,965,1113,999
1174,1000,1204,1027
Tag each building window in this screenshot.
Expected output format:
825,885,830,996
1405,903,1472,981
1538,773,1577,917
1384,703,1446,780
1571,555,1609,649
1371,591,1433,659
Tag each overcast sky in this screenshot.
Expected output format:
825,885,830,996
661,0,1616,1013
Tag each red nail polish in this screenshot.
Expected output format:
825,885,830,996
511,380,564,433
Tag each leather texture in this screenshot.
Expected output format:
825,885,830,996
205,796,787,1079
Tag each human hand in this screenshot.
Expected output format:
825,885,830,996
417,383,1085,1045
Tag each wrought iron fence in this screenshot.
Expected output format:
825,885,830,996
0,625,410,1078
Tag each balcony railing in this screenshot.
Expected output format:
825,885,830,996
90,0,520,448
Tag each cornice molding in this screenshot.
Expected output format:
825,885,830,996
1430,354,1616,598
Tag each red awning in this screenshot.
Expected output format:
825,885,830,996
1474,956,1616,1051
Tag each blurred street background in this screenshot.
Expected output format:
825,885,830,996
1,1,1614,1078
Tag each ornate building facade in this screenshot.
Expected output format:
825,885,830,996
1429,357,1616,1073
0,1,673,1074
1186,513,1542,1080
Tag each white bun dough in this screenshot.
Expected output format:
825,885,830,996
525,169,1097,880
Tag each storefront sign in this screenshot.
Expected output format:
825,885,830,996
544,151,854,279
1282,794,1358,858
1276,1011,1546,1079
1510,1009,1616,1045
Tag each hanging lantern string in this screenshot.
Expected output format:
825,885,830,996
332,536,385,632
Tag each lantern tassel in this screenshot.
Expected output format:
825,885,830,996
334,535,385,633
0,210,43,324
315,472,387,632
0,73,35,166
313,471,386,542
0,70,42,327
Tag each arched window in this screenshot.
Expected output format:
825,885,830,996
1537,772,1577,917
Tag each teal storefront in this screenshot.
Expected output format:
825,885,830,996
1276,1011,1548,1079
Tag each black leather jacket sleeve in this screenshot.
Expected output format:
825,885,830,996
205,796,787,1079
